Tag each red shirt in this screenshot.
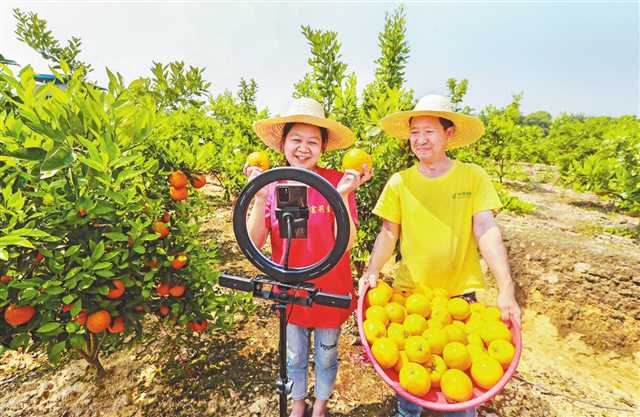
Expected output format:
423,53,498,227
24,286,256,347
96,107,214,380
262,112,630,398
265,166,358,328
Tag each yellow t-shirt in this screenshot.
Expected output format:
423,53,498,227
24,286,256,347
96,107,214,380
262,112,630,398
372,161,502,296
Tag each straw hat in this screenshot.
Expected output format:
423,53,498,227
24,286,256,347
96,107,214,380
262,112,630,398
253,97,355,152
380,95,485,149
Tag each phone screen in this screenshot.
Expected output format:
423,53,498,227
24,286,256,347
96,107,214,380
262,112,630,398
275,184,308,239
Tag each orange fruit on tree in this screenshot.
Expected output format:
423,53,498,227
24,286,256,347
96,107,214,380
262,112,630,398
366,305,389,326
480,321,512,345
384,302,406,324
393,350,410,373
426,354,448,388
488,339,515,368
371,337,400,369
190,174,207,189
106,279,125,299
0,275,11,284
108,317,125,333
161,211,171,223
442,342,471,371
171,254,188,270
440,369,473,402
159,305,170,317
153,221,169,239
447,298,471,321
399,363,431,397
189,319,209,332
363,319,386,344
35,252,45,264
403,314,428,336
169,170,188,188
405,335,432,364
342,148,373,174
170,186,188,201
169,284,186,297
73,310,88,326
87,310,112,333
471,355,504,389
444,324,468,344
422,327,449,355
62,303,74,313
157,282,170,297
387,322,409,350
4,304,35,327
246,151,270,171
405,294,431,317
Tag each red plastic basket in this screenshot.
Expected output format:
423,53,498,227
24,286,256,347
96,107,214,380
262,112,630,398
356,284,522,412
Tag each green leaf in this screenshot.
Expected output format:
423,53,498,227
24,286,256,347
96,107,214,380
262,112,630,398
3,147,47,161
37,322,61,333
91,241,105,261
69,334,85,350
92,262,112,270
45,286,65,295
41,148,76,172
95,270,114,278
103,232,128,241
47,341,66,363
133,245,145,254
62,294,75,304
0,235,35,249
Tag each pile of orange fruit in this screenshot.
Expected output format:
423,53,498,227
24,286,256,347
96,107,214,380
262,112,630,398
362,282,516,403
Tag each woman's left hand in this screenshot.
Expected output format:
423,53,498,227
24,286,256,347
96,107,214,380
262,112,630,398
337,165,373,196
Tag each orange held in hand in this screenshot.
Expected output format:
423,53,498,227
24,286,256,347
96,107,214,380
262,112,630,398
246,151,270,171
342,148,373,174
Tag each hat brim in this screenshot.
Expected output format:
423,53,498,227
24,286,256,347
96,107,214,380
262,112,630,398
253,114,355,152
380,110,485,149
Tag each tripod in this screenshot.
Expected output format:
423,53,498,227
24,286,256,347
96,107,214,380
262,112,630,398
220,167,352,417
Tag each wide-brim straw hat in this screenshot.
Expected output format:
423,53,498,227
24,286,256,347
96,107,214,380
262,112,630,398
380,94,485,149
253,97,355,152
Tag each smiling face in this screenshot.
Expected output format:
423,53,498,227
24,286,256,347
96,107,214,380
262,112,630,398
409,116,455,164
281,123,326,170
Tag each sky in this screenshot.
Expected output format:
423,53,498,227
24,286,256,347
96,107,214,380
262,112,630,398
1,1,638,117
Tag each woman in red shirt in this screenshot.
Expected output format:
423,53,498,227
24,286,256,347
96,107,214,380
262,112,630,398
245,98,372,417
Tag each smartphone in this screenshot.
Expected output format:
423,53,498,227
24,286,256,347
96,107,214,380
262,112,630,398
275,184,308,239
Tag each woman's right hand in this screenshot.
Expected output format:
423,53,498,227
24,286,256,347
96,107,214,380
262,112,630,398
358,270,379,296
243,163,267,199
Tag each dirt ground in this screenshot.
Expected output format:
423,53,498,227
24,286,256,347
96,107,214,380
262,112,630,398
1,174,638,417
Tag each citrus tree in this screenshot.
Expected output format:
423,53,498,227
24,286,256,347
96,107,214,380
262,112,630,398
0,63,250,376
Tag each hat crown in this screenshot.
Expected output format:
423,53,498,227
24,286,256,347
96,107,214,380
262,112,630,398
414,94,454,112
285,97,326,119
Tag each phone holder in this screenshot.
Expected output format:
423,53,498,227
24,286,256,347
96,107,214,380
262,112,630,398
219,167,353,417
